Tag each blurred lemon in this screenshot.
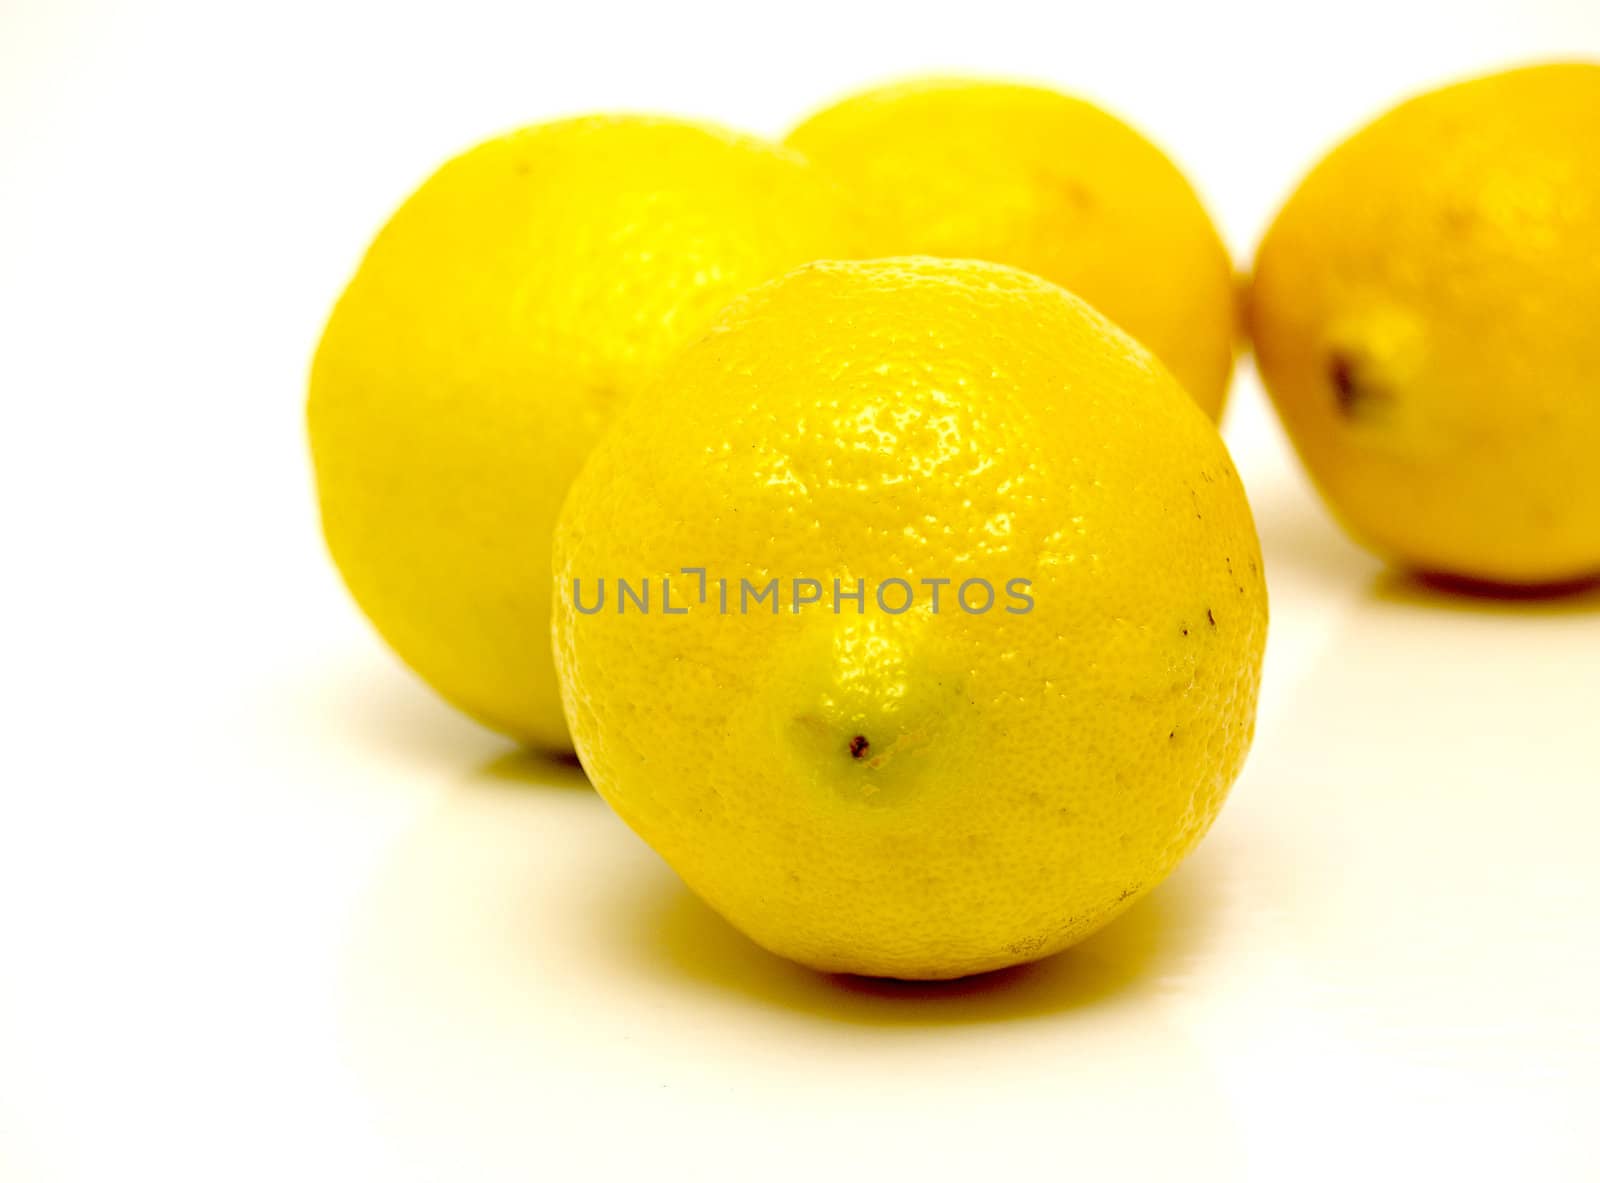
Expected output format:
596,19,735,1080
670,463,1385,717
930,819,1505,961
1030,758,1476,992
553,258,1267,979
1250,63,1600,586
308,116,858,749
787,77,1237,417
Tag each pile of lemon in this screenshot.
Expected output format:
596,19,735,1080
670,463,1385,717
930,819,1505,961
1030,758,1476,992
309,66,1600,980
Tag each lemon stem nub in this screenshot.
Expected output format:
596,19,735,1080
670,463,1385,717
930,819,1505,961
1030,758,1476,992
849,735,871,760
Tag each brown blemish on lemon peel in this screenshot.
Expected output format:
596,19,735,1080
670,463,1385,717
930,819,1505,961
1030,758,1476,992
1329,349,1392,419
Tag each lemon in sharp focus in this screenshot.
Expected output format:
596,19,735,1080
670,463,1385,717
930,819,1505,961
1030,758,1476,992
786,77,1238,418
1250,63,1600,586
553,258,1268,980
307,116,859,749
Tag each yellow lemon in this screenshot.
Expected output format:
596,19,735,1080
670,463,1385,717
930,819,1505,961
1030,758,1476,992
553,258,1267,979
786,77,1237,417
308,116,858,749
1250,63,1600,586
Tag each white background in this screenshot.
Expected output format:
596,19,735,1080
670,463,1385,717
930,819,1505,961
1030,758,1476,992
3,1,1599,1179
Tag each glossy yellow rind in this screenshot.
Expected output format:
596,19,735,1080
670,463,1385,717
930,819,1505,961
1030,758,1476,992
555,258,1267,979
788,78,1238,417
1251,63,1600,585
309,116,859,747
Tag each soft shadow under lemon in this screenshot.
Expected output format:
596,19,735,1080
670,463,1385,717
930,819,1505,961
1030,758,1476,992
597,843,1234,1027
308,649,592,786
474,747,591,790
1376,569,1600,613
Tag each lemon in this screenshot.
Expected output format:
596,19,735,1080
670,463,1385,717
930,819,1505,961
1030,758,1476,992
307,116,858,749
786,77,1237,418
1250,63,1600,586
553,258,1267,979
